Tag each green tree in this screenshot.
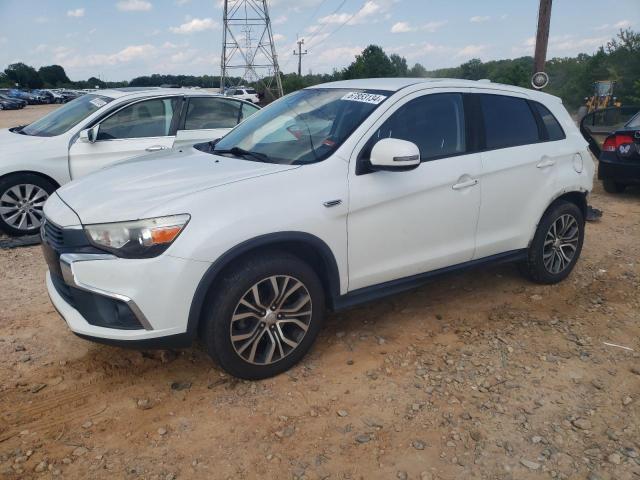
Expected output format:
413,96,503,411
459,58,487,80
389,54,408,77
4,62,43,88
38,65,70,87
408,63,428,77
87,76,107,89
343,45,396,79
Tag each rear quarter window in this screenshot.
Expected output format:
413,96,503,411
480,94,540,149
531,102,566,141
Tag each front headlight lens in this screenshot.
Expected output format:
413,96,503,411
84,214,190,258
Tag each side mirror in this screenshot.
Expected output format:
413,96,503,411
369,138,420,171
79,124,99,144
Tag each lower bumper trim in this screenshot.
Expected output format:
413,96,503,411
73,332,194,349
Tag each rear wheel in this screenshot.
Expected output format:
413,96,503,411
602,178,625,194
202,252,325,379
0,173,56,236
520,200,584,284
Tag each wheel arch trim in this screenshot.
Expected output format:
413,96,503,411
528,188,588,247
0,170,62,190
185,231,342,340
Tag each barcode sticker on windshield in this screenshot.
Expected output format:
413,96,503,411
90,98,107,108
341,92,387,104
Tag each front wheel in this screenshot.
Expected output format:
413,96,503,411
520,200,585,284
202,252,326,379
0,173,56,236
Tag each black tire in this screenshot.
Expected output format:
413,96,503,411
202,251,326,379
602,179,625,194
520,200,585,284
0,173,57,236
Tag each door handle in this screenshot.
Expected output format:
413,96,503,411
536,158,555,168
452,178,478,190
145,145,168,152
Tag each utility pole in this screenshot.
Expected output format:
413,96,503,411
533,0,552,74
220,0,283,100
293,38,308,76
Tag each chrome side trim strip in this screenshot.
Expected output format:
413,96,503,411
59,253,153,331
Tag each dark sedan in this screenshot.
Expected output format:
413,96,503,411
581,106,640,193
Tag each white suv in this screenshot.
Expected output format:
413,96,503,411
226,87,260,104
42,78,593,379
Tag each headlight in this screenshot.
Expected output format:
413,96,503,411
84,214,190,258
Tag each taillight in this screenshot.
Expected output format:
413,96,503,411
603,134,634,152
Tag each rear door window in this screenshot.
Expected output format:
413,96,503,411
183,97,241,130
480,94,539,149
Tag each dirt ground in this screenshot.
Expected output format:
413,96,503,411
0,105,638,480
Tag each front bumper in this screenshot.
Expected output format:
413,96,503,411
43,236,210,348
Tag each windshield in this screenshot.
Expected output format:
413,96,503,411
20,94,113,137
213,88,390,165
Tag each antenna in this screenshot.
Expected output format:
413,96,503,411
220,0,284,100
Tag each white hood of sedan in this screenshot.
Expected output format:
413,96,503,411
55,146,298,224
0,128,49,153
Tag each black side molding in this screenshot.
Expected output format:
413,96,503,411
333,249,527,311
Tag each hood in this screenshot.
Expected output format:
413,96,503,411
0,128,49,154
55,146,298,224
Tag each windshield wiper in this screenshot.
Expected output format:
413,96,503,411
214,146,271,163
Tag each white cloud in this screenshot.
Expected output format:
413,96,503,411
67,8,85,17
317,46,363,64
614,20,632,29
273,15,288,26
34,16,49,24
117,0,153,11
470,16,490,23
391,20,447,34
595,20,632,31
456,44,488,58
391,22,413,33
175,0,190,4
513,34,610,56
170,17,217,34
318,0,393,26
273,33,286,42
0,37,8,45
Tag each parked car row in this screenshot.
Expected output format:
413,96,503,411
0,88,85,106
0,93,27,110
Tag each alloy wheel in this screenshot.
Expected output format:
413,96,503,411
0,184,49,231
230,275,313,365
543,213,580,274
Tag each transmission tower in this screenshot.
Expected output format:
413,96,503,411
220,0,284,100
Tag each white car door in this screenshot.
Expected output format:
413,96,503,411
472,91,566,259
347,89,482,291
173,97,260,148
68,96,180,179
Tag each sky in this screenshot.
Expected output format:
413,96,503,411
0,0,638,82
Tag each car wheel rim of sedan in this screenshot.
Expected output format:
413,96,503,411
230,275,312,366
543,213,579,274
0,184,49,231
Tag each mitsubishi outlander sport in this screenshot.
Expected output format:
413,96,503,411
41,78,594,379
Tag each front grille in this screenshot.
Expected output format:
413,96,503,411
43,219,65,249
